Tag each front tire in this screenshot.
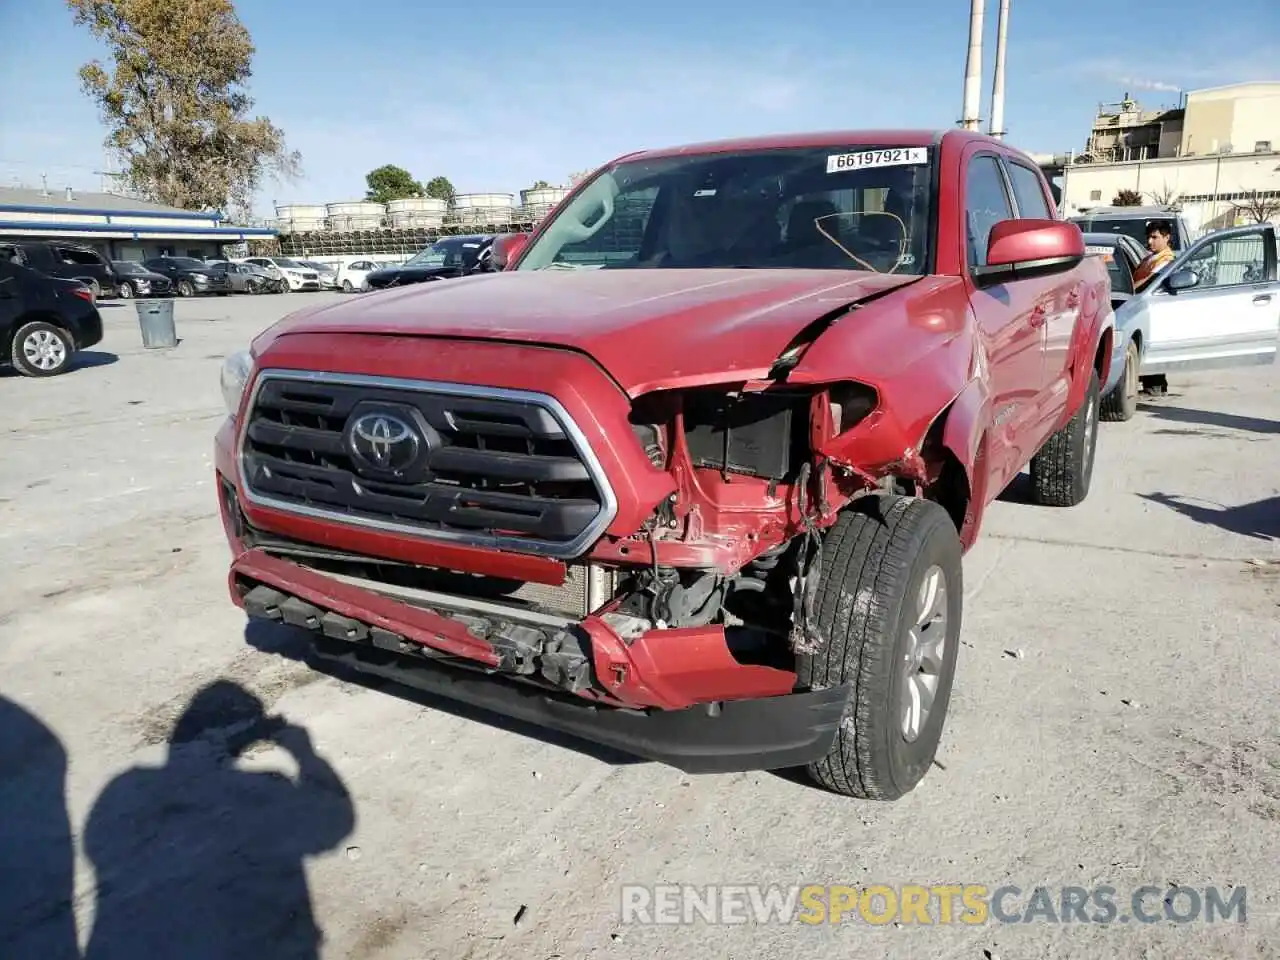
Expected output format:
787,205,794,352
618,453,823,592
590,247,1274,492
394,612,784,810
177,280,195,297
12,320,73,377
342,280,353,292
1030,368,1099,507
118,280,134,299
1100,340,1139,422
797,495,963,800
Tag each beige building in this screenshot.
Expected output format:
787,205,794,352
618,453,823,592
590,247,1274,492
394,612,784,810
1038,82,1280,233
1180,82,1279,157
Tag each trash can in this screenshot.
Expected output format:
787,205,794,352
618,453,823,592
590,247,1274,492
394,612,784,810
135,298,177,348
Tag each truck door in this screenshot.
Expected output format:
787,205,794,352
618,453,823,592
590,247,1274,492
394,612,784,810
962,151,1048,493
1138,224,1280,376
1000,156,1082,430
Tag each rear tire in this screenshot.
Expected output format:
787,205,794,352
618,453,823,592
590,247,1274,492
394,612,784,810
1100,339,1140,422
1030,368,1100,507
797,495,963,800
11,320,73,377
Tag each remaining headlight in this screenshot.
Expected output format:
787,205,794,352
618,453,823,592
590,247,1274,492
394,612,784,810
220,350,254,418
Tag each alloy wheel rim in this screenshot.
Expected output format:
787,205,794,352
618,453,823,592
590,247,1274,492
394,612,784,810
23,330,66,370
901,565,948,742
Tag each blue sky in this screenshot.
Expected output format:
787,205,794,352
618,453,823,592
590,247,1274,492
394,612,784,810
0,0,1275,218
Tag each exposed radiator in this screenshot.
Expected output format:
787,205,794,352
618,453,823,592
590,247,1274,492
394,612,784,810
509,563,621,619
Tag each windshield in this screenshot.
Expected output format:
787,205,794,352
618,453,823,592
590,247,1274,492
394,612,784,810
112,261,147,275
516,145,933,273
405,238,486,269
275,258,306,269
1072,216,1181,251
170,257,207,269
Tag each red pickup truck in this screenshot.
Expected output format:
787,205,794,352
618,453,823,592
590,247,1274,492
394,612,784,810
215,129,1111,800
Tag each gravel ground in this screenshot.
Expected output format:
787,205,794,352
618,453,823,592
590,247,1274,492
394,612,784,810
2,293,1278,960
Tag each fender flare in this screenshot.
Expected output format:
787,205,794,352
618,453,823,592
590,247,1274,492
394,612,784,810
1064,288,1115,418
936,374,993,549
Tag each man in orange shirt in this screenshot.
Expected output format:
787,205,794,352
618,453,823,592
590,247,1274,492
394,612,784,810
1133,220,1176,291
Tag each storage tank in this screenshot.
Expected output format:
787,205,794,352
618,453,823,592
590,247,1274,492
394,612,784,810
385,196,448,228
325,200,386,231
450,192,516,226
274,203,329,233
519,186,569,222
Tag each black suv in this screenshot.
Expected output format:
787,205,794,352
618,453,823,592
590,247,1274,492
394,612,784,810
0,241,118,298
1,257,104,377
143,257,232,297
364,234,506,289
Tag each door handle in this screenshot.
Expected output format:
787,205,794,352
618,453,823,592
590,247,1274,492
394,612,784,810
1029,305,1048,327
1253,294,1273,305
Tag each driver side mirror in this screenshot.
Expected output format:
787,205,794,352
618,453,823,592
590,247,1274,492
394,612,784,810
1164,268,1199,292
971,218,1085,287
491,233,530,271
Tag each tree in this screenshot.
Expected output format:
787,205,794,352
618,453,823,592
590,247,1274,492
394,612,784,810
1229,189,1280,224
1145,182,1182,209
530,179,551,189
424,176,456,203
568,170,593,185
68,0,299,215
1112,189,1144,206
365,164,423,204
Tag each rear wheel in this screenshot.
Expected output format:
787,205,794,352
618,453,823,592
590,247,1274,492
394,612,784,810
797,494,963,800
1101,340,1140,422
1030,369,1099,507
11,320,73,377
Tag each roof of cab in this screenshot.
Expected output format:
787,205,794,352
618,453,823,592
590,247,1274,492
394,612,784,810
613,128,1008,164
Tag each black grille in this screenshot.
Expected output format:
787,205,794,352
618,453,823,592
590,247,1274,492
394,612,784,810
240,375,608,551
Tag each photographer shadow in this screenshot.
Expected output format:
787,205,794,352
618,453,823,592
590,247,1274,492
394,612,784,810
81,680,355,960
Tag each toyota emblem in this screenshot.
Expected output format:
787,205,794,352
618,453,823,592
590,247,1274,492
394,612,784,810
346,411,421,474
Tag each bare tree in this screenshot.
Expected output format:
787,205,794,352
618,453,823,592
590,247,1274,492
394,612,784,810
1145,181,1181,208
1228,190,1280,224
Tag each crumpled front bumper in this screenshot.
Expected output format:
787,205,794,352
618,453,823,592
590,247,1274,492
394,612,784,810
215,415,849,773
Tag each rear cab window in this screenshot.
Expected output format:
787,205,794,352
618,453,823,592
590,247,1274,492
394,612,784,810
1003,161,1052,219
55,246,105,266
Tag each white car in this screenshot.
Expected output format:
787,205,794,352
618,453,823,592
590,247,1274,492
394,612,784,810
243,256,320,292
336,258,387,292
296,259,340,290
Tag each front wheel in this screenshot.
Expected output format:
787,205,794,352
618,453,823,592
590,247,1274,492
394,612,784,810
797,494,963,800
342,280,353,292
118,281,134,299
12,321,73,377
1030,368,1099,507
1100,340,1140,422
177,280,195,297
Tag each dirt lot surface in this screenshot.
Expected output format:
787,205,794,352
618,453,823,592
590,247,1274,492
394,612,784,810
2,293,1278,959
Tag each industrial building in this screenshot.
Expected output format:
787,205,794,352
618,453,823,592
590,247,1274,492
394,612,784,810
0,186,276,260
268,186,571,258
1035,82,1280,231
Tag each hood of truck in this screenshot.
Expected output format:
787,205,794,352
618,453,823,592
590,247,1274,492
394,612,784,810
259,268,920,396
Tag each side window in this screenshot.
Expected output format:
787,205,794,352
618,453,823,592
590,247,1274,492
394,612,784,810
1005,162,1052,219
965,155,1014,267
1183,232,1268,289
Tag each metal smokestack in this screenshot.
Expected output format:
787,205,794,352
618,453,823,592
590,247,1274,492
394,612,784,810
989,0,1010,139
961,0,986,130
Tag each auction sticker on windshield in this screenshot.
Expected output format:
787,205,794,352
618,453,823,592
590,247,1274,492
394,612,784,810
827,148,928,174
